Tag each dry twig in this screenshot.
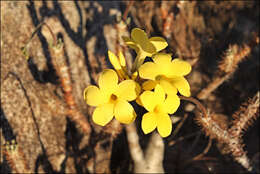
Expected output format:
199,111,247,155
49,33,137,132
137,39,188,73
230,91,260,138
181,95,259,171
197,34,259,100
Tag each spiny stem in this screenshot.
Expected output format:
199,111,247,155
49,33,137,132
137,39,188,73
197,33,259,100
3,139,31,173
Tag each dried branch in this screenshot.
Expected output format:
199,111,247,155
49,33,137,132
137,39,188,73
2,140,31,173
168,131,201,146
230,91,260,138
197,75,230,100
192,138,212,161
195,112,253,170
171,114,188,138
183,138,213,167
195,97,259,172
197,34,259,100
125,124,165,173
228,91,260,170
21,22,92,135
50,39,91,135
181,95,257,171
123,1,134,21
103,119,123,139
144,132,164,173
180,96,208,118
125,124,145,167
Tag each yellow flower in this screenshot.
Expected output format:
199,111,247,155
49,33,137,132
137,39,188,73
108,50,129,80
139,53,192,97
84,69,141,126
139,85,180,137
122,28,168,69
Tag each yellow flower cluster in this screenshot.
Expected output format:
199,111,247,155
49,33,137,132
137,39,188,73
84,28,191,137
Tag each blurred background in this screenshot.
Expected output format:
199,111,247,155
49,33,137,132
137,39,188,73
1,1,259,173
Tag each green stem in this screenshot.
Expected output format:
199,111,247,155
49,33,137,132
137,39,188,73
131,52,146,73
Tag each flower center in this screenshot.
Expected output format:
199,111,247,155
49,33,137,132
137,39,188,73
155,75,169,81
109,94,118,103
154,105,163,113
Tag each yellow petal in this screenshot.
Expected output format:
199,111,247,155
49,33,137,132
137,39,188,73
141,112,157,134
98,69,118,93
114,100,136,124
115,80,140,101
153,53,172,65
118,51,126,67
108,51,121,70
142,42,156,56
110,51,128,79
170,59,192,77
154,84,165,105
92,103,114,126
131,71,138,80
122,36,133,43
138,62,159,80
142,80,157,90
171,77,191,97
131,28,149,48
135,82,141,97
157,113,172,137
84,85,105,106
135,96,143,106
131,28,156,54
163,94,180,114
153,53,173,77
149,37,168,52
127,44,140,53
135,51,148,69
158,78,177,95
140,91,157,112
122,36,140,53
